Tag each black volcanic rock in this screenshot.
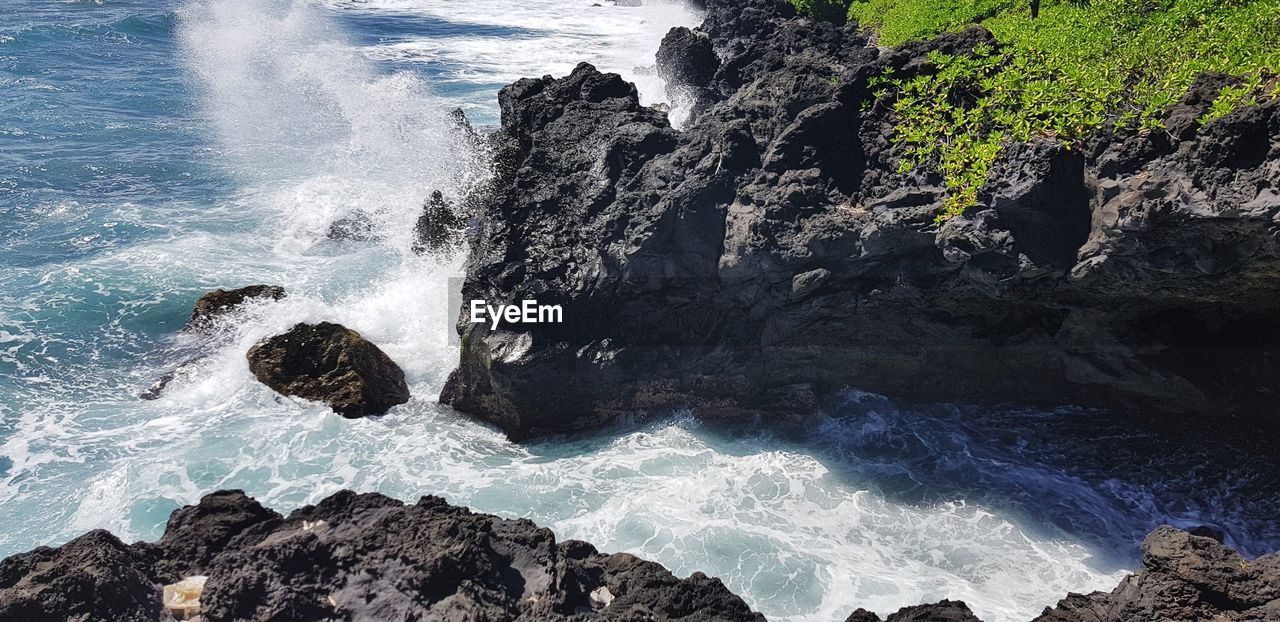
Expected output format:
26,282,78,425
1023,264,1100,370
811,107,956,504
657,27,719,88
142,285,289,400
327,210,380,242
440,0,1280,439
886,600,983,621
247,321,410,417
188,285,285,330
1162,72,1244,142
845,601,983,622
145,490,281,583
1034,526,1280,621
0,530,160,622
0,490,766,622
3,503,1277,622
201,491,766,622
412,190,463,254
657,26,720,114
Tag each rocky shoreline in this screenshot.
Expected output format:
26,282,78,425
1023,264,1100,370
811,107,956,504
1,490,1275,621
439,0,1280,440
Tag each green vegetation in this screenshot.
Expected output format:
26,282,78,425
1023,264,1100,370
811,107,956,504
845,0,1014,46
792,0,853,24
791,0,1280,222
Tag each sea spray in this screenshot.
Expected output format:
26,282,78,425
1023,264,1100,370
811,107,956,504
316,0,704,124
177,0,476,253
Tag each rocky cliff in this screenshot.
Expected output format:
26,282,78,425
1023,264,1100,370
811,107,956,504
1,491,1276,621
440,0,1280,440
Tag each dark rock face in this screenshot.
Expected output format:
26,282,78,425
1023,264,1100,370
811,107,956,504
0,530,161,622
145,490,281,582
247,322,410,417
4,508,1276,622
1162,72,1243,142
413,190,464,255
657,26,720,111
0,490,764,622
1035,526,1280,621
188,285,285,330
441,0,1280,439
845,600,981,621
657,27,719,88
327,210,380,242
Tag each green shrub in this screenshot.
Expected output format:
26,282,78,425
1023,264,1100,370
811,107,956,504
849,0,1017,45
855,0,1280,222
792,0,853,24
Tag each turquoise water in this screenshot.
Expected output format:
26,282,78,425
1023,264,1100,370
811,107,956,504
2,2,1277,620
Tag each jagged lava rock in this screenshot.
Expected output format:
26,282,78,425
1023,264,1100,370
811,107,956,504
3,493,1278,622
657,25,720,111
1035,526,1280,621
187,285,285,330
413,190,464,254
246,321,410,417
0,490,765,622
441,0,1280,439
846,600,982,621
327,210,380,242
657,27,719,88
0,530,161,622
200,491,765,621
142,285,289,400
144,490,281,582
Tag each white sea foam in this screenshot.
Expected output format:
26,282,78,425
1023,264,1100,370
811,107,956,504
320,0,701,120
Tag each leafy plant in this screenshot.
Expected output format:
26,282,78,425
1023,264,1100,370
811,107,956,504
1199,74,1270,125
859,0,1280,221
792,0,854,24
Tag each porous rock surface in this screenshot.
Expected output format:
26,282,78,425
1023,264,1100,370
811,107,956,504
1034,526,1280,621
188,285,286,330
1,493,1275,622
0,490,765,622
845,599,982,621
441,0,1280,439
414,190,465,255
247,321,410,417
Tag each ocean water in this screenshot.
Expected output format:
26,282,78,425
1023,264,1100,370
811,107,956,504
1,1,1277,621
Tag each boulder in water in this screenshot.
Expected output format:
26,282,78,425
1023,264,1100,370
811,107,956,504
327,210,381,242
246,322,410,417
143,285,288,400
187,285,285,330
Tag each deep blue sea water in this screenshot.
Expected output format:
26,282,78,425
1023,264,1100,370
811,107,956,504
2,2,1278,620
